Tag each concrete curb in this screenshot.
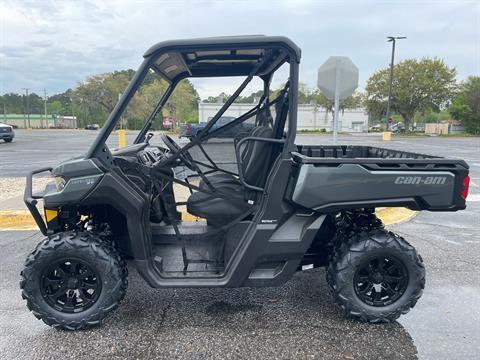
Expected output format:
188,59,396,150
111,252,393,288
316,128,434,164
0,208,417,231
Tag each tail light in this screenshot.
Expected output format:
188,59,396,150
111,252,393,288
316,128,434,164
461,175,470,200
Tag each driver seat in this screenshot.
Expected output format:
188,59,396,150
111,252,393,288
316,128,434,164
186,181,252,227
186,125,276,227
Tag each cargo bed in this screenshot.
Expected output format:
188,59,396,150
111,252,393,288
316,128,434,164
288,145,469,212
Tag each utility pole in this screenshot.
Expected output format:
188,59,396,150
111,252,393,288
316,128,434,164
385,36,406,131
22,88,31,128
43,88,48,129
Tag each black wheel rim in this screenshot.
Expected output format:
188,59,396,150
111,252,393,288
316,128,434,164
354,255,409,307
41,258,101,313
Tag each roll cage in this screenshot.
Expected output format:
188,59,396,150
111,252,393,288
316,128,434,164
86,35,301,163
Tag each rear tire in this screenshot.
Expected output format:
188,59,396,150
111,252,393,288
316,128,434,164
20,231,128,330
327,228,425,323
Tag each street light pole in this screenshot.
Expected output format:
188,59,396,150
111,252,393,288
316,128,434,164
385,36,406,130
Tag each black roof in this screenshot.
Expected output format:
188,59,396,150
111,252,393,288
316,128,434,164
143,35,301,81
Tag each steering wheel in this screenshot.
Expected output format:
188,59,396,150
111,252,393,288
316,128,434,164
160,134,196,170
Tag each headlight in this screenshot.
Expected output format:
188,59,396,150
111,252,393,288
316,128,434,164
54,176,66,191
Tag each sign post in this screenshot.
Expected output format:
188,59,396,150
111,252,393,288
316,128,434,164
333,60,341,144
317,57,359,144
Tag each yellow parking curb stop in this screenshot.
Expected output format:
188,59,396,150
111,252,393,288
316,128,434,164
376,207,417,225
382,131,392,141
0,210,40,230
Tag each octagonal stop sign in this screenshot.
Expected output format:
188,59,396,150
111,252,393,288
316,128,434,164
317,56,358,100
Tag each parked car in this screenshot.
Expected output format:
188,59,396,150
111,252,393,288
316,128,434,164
0,122,15,142
180,116,255,139
368,124,382,132
85,124,100,130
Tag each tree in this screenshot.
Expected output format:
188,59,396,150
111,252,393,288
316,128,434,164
203,92,230,104
48,90,73,114
71,72,131,126
236,90,264,104
298,82,313,104
365,58,457,130
68,70,201,128
168,79,200,123
47,100,63,115
272,82,312,103
449,76,480,134
0,93,24,113
0,93,44,114
312,89,363,113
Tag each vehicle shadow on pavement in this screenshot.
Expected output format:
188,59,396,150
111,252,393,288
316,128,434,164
1,232,417,359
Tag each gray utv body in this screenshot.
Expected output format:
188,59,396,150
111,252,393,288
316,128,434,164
24,36,469,290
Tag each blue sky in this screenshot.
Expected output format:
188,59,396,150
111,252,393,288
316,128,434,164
1,0,478,99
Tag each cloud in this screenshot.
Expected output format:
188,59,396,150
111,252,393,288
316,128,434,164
0,0,478,98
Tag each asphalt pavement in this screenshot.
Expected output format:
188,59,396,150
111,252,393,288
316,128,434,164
1,230,418,359
0,130,479,359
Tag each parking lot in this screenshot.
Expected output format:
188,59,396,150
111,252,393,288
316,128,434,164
0,130,479,359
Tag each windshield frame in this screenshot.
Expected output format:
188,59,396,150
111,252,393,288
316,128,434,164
134,79,176,144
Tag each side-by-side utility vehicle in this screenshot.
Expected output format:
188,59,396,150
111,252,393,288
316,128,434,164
21,36,470,330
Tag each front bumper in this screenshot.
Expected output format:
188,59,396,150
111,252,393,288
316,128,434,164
24,167,52,235
0,132,14,139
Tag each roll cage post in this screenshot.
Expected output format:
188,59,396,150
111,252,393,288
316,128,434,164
285,53,299,154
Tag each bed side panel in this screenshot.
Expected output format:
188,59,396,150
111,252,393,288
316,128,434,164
291,163,457,211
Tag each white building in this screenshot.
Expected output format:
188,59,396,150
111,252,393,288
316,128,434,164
198,102,368,132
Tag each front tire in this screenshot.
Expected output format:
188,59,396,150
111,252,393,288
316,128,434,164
20,231,128,330
327,228,425,323
4,138,13,143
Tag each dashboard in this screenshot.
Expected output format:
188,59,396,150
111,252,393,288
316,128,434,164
137,146,168,166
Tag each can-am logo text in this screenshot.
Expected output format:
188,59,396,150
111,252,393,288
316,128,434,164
394,176,447,185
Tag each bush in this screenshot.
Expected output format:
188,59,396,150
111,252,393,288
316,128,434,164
449,76,480,134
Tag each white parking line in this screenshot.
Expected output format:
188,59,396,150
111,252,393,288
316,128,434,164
442,239,462,246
